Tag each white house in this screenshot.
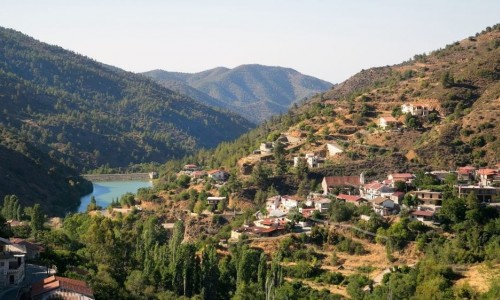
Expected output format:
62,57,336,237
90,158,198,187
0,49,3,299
260,142,274,153
294,153,320,168
266,195,282,211
370,197,395,216
207,169,229,181
401,103,430,116
379,116,399,129
327,142,344,157
0,237,25,287
314,198,332,213
360,181,393,200
207,196,226,207
281,196,299,211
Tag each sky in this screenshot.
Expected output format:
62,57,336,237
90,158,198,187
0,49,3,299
1,0,499,83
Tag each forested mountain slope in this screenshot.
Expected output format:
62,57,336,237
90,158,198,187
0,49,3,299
143,64,333,123
0,27,254,170
0,127,91,215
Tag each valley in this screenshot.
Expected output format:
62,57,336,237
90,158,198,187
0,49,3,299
0,17,498,300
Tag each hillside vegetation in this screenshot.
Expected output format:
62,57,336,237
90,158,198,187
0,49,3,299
143,64,333,123
0,27,254,171
0,127,91,215
188,24,499,174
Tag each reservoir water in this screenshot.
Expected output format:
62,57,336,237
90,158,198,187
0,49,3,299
79,180,153,212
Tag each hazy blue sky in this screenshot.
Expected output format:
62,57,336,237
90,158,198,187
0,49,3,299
1,0,499,83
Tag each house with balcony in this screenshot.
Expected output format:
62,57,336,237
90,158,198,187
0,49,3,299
477,168,499,186
401,103,431,116
0,237,25,287
457,166,476,183
456,185,499,203
408,190,443,206
370,197,396,216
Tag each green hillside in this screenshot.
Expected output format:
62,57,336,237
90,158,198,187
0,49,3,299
143,64,333,123
0,127,91,215
0,27,254,171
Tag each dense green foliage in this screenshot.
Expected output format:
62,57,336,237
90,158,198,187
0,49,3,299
0,127,91,215
33,213,344,299
0,27,254,170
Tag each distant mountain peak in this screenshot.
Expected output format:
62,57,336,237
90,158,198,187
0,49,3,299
143,64,333,123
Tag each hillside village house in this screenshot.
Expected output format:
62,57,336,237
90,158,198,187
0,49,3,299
294,153,321,168
378,116,399,129
360,181,393,200
314,198,332,213
183,164,199,172
190,170,207,179
327,142,344,156
259,142,274,153
322,174,365,195
31,275,94,300
408,190,443,206
456,185,499,203
207,169,229,181
207,196,226,208
9,238,44,260
335,194,367,206
457,166,476,182
390,191,405,204
0,237,25,287
401,103,430,116
410,209,435,224
477,168,499,186
387,173,414,186
370,197,396,216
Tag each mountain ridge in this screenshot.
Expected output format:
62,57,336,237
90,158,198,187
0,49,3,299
143,64,333,123
0,26,254,170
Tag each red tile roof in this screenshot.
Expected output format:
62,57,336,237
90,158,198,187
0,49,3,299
9,238,45,252
323,176,361,187
457,166,476,174
364,181,384,190
390,173,414,179
31,276,94,299
477,169,497,176
411,210,434,217
336,194,364,202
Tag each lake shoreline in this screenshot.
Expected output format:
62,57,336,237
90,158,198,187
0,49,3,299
78,180,153,212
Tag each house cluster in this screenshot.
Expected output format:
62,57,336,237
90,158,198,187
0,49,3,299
231,194,332,240
179,164,230,182
320,166,500,225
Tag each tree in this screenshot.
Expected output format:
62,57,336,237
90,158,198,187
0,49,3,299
30,204,44,232
87,196,98,212
273,142,287,176
295,157,309,181
441,71,454,88
252,163,271,190
403,194,421,208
